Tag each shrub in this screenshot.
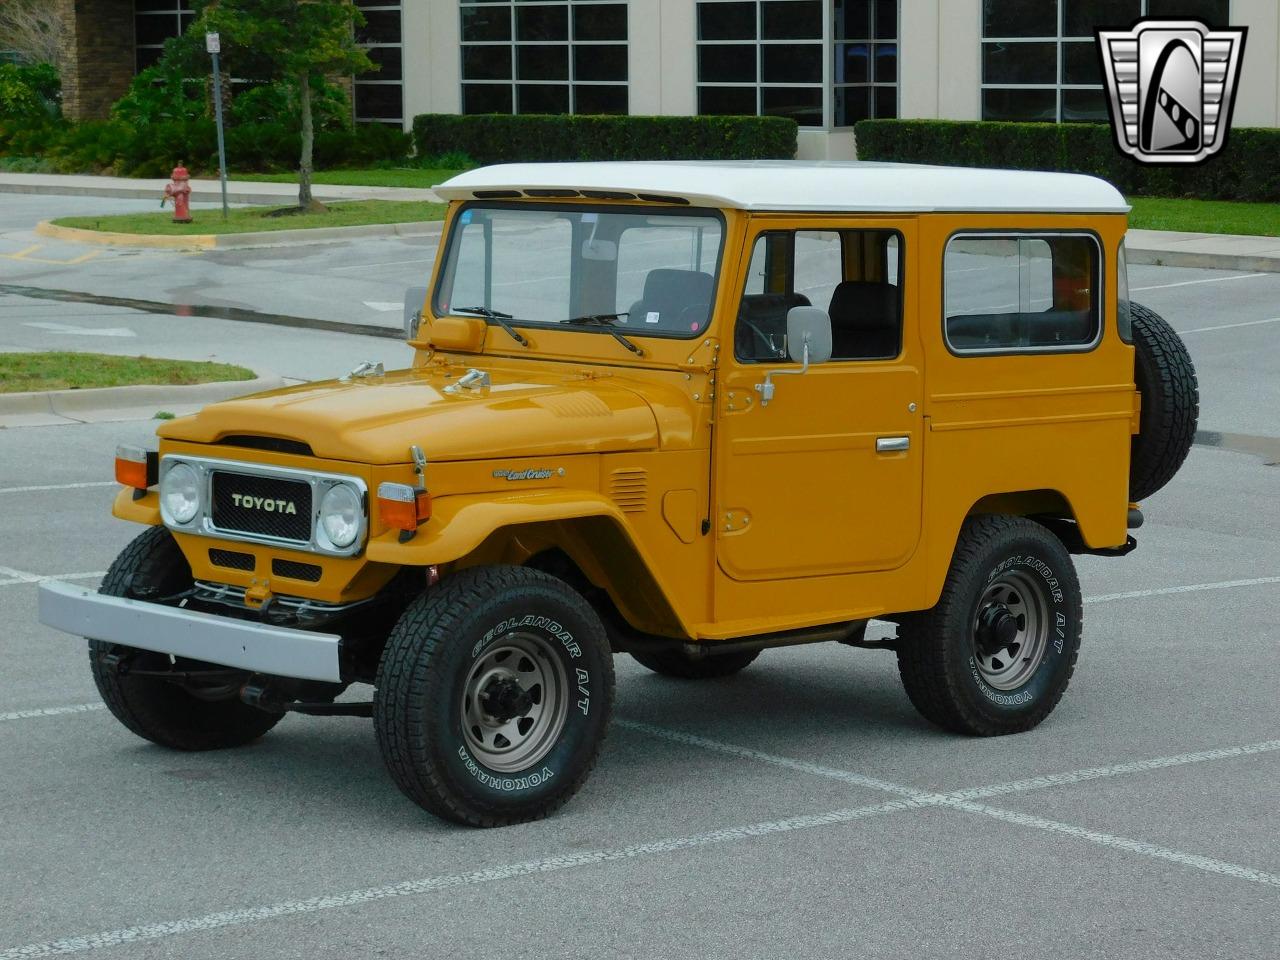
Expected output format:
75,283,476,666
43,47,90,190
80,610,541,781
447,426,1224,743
412,114,798,164
853,119,1280,202
0,62,60,119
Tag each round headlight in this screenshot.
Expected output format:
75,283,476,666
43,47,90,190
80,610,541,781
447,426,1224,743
161,462,201,524
319,483,362,548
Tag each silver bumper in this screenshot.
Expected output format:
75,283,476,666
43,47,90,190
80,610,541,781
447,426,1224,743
37,580,342,683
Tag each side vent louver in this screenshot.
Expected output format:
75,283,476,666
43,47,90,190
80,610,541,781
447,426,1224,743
608,468,648,514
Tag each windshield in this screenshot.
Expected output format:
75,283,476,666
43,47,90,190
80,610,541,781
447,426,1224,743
434,203,725,340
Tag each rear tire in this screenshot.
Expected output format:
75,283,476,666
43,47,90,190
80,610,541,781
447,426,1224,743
630,648,760,679
895,516,1082,736
374,565,614,827
90,526,282,751
1130,302,1198,501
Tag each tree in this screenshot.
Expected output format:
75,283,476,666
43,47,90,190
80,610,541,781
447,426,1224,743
192,0,373,210
0,0,64,70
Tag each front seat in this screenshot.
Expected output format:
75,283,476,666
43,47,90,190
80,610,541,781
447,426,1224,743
627,269,715,334
827,281,901,359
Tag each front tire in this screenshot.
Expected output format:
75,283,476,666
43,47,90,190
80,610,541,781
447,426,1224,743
895,516,1082,736
90,526,282,751
374,565,615,827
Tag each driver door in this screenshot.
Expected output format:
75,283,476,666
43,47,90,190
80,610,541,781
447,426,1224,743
715,218,924,582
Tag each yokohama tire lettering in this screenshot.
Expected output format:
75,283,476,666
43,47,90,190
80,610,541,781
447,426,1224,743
457,746,555,791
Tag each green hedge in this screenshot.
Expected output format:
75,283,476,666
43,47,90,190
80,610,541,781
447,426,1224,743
413,114,798,163
853,119,1280,203
0,116,410,177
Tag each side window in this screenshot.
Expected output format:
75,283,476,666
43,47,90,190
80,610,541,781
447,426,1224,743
735,229,903,363
945,234,1100,353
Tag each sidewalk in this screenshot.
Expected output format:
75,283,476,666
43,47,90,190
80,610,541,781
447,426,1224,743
0,172,442,205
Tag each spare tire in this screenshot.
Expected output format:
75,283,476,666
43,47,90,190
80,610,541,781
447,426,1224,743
1129,302,1199,501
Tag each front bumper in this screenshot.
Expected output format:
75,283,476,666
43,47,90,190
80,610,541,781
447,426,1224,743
37,580,342,683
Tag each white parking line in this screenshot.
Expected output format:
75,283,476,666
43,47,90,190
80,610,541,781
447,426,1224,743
1180,316,1280,335
953,738,1280,800
0,482,116,494
621,721,1280,891
1131,273,1268,292
0,798,921,960
944,799,1280,888
1085,576,1280,604
0,703,105,723
0,568,105,588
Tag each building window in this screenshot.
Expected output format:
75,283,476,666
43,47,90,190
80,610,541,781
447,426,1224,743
696,1,897,129
459,0,628,115
134,1,194,73
833,0,898,125
981,0,1231,122
355,0,404,124
696,0,825,127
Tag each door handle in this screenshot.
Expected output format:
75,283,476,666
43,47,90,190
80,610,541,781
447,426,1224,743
876,436,910,453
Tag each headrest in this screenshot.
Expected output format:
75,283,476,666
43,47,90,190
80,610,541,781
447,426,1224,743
828,281,899,329
642,269,715,306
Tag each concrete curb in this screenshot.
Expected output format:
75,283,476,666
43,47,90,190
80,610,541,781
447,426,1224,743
35,218,446,251
1125,246,1280,274
0,374,285,427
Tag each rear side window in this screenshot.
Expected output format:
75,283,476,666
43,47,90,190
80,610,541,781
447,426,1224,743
945,234,1101,354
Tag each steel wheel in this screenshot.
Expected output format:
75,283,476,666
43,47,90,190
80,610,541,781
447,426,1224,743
972,570,1050,691
460,632,569,773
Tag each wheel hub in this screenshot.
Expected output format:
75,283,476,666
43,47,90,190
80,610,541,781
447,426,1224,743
479,675,534,723
975,604,1020,655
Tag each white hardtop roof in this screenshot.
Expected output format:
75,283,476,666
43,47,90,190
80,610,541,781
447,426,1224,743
434,160,1130,215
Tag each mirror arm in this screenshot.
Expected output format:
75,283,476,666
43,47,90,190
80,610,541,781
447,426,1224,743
754,339,810,407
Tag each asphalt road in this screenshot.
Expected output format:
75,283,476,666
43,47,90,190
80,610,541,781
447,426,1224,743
1,194,1278,959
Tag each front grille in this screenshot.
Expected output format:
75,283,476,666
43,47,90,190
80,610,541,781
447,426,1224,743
209,548,254,571
272,558,322,582
211,471,312,543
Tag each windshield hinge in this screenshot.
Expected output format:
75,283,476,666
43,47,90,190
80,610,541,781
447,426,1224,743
444,368,491,394
679,337,721,371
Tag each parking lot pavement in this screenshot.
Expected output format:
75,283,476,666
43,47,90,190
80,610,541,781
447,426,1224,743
1,197,1278,958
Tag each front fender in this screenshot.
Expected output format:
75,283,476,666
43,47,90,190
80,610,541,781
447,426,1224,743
365,489,630,566
112,487,161,525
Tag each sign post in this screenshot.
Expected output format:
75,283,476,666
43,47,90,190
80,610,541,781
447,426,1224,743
206,32,229,220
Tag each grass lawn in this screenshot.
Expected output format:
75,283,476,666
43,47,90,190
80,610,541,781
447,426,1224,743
1,353,254,393
51,200,447,236
227,168,466,189
1128,197,1280,237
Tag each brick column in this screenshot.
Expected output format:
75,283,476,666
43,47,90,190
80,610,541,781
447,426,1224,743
58,0,135,121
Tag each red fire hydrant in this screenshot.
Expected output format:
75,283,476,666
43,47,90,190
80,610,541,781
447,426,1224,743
162,164,193,224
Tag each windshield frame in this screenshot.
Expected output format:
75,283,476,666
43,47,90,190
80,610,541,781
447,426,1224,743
431,200,728,343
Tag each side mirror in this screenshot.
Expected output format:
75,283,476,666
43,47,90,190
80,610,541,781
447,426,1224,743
755,307,833,407
403,286,429,341
786,306,833,365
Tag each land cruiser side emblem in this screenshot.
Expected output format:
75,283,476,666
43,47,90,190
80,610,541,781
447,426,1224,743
230,493,298,514
493,468,563,481
1097,19,1247,165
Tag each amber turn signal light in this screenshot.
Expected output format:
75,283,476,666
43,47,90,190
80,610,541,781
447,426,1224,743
377,482,431,532
115,445,158,490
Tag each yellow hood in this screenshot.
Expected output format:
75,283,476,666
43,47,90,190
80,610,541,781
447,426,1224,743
158,367,660,464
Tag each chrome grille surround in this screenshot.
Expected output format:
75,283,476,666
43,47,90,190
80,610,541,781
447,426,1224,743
159,454,368,558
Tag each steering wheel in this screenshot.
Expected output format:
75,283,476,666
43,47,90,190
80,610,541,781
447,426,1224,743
739,317,785,360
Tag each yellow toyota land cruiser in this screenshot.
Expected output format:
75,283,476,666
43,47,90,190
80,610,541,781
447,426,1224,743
38,161,1198,827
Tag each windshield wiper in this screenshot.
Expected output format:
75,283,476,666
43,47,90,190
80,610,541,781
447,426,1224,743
453,306,528,347
564,313,644,357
